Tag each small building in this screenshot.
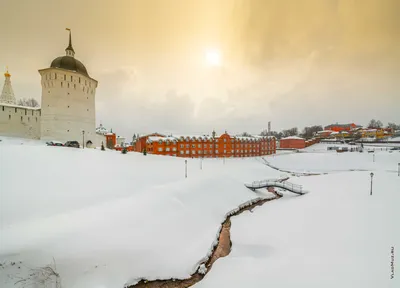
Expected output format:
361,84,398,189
324,123,359,132
280,136,306,149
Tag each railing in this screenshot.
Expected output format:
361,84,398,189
246,180,303,193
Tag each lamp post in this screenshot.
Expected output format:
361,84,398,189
200,158,203,170
373,153,375,162
398,163,399,177
370,172,374,195
185,160,188,178
82,130,85,149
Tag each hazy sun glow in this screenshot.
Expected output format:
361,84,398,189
205,49,222,67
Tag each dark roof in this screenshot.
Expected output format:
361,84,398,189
50,56,89,77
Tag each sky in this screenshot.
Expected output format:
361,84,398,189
0,0,399,137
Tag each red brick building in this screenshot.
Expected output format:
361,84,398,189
133,132,276,157
324,123,358,132
280,136,306,149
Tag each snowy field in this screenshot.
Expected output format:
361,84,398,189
1,138,399,288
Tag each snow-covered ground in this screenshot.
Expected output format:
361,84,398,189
1,138,399,288
0,138,280,288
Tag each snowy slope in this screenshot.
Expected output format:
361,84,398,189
266,149,400,173
0,139,281,288
195,171,400,288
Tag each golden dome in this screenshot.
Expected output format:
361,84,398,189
4,67,10,78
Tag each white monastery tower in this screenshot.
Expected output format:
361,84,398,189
0,68,17,105
38,29,98,145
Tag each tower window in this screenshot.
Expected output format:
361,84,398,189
2,106,4,111
28,117,30,122
71,76,73,82
79,77,81,83
74,84,76,89
68,83,70,88
25,110,27,115
61,82,63,87
36,117,37,122
64,75,66,80
9,115,11,120
15,108,17,113
20,116,23,122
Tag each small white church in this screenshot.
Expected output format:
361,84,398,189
0,30,104,147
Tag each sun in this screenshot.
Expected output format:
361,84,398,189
205,49,222,67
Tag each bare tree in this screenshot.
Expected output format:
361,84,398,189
368,119,383,129
17,98,40,108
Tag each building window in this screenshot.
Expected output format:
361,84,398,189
20,116,23,121
231,150,234,153
71,76,73,82
166,148,170,152
61,82,63,87
28,117,30,122
9,115,11,120
67,130,69,132
224,150,226,153
158,148,163,152
186,150,189,154
198,144,201,148
79,77,81,83
224,139,226,142
191,144,195,148
1,106,4,111
224,144,226,148
186,144,189,148
216,151,219,154
54,73,57,79
180,151,184,154
68,83,70,88
74,84,76,89
180,144,184,148
173,147,177,151
192,150,196,154
204,144,207,148
216,144,219,148
25,110,27,115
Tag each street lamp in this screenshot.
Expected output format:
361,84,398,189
82,130,85,149
370,172,374,195
398,163,400,177
373,153,375,162
185,160,188,178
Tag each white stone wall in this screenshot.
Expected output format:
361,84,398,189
39,68,98,147
0,104,41,139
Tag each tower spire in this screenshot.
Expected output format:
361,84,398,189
65,28,75,57
0,67,17,105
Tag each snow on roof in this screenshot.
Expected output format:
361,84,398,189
281,136,305,140
0,102,41,110
147,136,178,143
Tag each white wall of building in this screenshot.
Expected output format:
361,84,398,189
0,104,41,139
39,68,98,147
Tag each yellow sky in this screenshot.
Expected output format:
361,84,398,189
0,0,399,135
